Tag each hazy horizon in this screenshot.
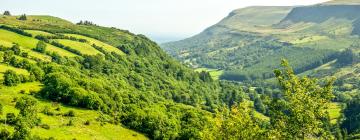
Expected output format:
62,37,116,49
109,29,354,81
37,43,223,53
0,0,329,43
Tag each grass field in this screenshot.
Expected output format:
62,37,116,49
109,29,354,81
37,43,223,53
53,39,102,55
195,68,224,80
63,34,125,55
25,30,55,37
0,39,52,62
290,35,329,44
327,103,343,124
0,29,77,57
0,82,148,140
0,64,29,80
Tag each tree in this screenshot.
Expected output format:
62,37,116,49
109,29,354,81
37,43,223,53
199,71,213,82
11,44,21,55
2,50,14,64
13,96,39,139
268,59,335,139
254,96,266,114
3,11,10,16
341,95,360,134
33,41,47,53
3,70,20,86
18,14,27,20
0,103,3,115
204,103,265,140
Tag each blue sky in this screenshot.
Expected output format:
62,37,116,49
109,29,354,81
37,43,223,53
0,0,329,42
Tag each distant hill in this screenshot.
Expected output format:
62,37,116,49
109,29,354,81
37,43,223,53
161,1,360,84
217,6,293,31
324,0,360,5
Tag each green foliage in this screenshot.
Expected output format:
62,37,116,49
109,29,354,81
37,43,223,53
337,46,359,66
341,95,360,134
18,14,27,21
267,60,335,139
64,110,76,117
11,44,21,55
3,11,11,16
3,70,21,86
205,103,265,140
13,96,39,139
33,41,47,53
76,20,97,26
0,129,10,139
0,25,32,37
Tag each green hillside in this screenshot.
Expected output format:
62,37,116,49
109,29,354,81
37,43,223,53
0,82,148,140
0,14,261,139
0,4,358,139
161,3,360,138
218,6,293,31
162,2,360,83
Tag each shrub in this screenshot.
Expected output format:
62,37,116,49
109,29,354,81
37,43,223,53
0,25,32,37
33,41,47,53
42,106,55,116
0,129,10,139
3,70,20,86
66,119,74,126
18,14,27,20
3,11,10,16
40,124,50,130
6,113,17,125
84,120,91,125
64,110,75,117
20,90,26,94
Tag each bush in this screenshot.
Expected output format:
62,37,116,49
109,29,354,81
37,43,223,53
18,14,27,20
66,119,74,126
6,113,17,125
20,90,26,94
3,70,21,86
0,129,10,139
33,41,47,53
64,110,75,117
3,11,10,16
0,25,32,37
84,120,91,125
42,106,55,116
40,124,50,130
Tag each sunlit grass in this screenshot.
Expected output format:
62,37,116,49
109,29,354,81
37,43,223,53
64,34,125,55
0,29,77,57
0,82,148,140
53,39,102,55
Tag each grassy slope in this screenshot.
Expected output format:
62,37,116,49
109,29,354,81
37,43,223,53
0,64,29,80
63,34,125,55
218,6,293,31
0,15,136,47
0,16,150,139
53,39,102,55
195,68,224,80
0,39,52,62
0,29,76,57
0,82,148,140
25,30,55,37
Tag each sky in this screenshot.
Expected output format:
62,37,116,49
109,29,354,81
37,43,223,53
0,0,330,43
